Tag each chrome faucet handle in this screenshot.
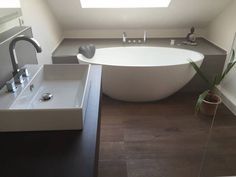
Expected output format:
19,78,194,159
14,73,24,84
22,68,29,77
12,68,29,85
6,79,17,92
143,31,147,43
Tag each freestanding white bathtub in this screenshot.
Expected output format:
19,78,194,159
78,47,204,102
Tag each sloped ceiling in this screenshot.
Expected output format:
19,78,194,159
46,0,232,30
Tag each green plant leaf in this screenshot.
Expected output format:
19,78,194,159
188,59,210,85
220,61,236,83
229,49,235,63
213,74,222,87
189,49,236,115
220,49,236,82
195,90,209,114
189,49,236,90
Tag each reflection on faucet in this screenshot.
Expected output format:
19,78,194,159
122,32,127,43
143,30,147,43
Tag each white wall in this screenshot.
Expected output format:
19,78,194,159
20,0,63,64
207,1,236,51
46,0,231,38
206,0,236,114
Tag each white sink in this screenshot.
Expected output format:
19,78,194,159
0,64,91,132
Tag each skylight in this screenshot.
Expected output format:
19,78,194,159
0,0,20,8
80,0,171,8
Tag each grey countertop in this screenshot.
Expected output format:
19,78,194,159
0,26,30,45
53,37,226,58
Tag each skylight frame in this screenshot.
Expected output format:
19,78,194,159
80,0,172,8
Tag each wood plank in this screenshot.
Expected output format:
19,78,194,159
99,93,236,177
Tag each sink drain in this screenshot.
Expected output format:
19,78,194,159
41,93,53,102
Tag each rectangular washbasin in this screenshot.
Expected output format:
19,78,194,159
0,64,91,132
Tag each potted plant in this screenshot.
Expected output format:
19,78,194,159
189,49,236,116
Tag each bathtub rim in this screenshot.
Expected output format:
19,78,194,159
77,46,204,68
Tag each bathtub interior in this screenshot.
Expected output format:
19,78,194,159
78,47,204,67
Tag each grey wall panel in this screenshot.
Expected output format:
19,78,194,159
0,26,37,88
52,56,78,64
0,42,12,88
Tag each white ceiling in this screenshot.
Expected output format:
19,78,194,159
46,0,232,30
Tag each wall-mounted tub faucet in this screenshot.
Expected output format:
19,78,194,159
9,35,42,84
122,31,147,44
122,32,127,43
143,31,147,43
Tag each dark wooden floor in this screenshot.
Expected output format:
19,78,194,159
98,93,236,177
200,100,236,177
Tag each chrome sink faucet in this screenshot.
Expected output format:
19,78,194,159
6,35,42,92
9,35,42,77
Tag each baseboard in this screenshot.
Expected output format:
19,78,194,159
216,86,236,116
